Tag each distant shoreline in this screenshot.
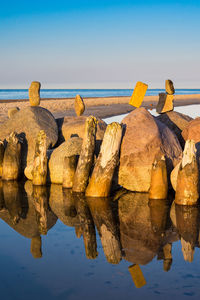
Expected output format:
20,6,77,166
0,94,200,122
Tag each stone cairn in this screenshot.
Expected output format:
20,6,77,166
156,79,175,113
29,81,41,106
75,94,85,116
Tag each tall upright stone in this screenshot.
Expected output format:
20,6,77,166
75,94,85,116
0,141,5,178
29,81,41,106
129,81,148,108
156,93,174,114
165,79,175,95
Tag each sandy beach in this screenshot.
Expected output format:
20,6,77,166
0,93,200,123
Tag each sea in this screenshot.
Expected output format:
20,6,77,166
0,88,200,100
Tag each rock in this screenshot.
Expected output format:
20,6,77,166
74,94,85,116
2,132,21,181
8,107,20,119
31,236,42,259
170,162,181,191
29,81,41,106
0,106,58,180
182,117,200,143
156,111,192,148
175,140,199,205
129,81,148,108
49,137,82,184
62,116,106,143
119,108,162,192
165,79,175,95
156,93,174,114
0,141,5,178
63,155,78,188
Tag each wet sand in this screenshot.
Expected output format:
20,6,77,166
0,94,200,122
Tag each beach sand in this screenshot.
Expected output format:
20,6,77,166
0,94,200,123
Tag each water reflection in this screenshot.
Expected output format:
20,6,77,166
1,182,200,286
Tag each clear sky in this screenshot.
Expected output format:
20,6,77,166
0,0,200,89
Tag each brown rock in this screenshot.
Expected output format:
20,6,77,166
182,117,200,143
49,137,82,184
62,116,106,142
8,107,20,119
170,162,181,191
0,107,58,180
165,79,175,95
74,94,85,116
156,111,192,148
29,81,41,106
156,93,174,114
0,141,5,178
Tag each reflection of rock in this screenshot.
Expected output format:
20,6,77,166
3,181,22,224
32,186,48,235
148,198,170,237
31,236,42,259
0,182,57,239
118,192,161,264
49,184,79,227
128,264,146,288
87,197,122,264
74,193,98,259
0,181,4,211
163,243,172,272
175,204,199,262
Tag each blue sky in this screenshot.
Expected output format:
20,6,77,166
0,0,200,88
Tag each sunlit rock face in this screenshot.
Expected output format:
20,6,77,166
119,108,182,192
29,81,41,107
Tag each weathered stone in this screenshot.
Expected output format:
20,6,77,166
182,117,200,143
32,185,48,235
119,108,163,192
129,81,148,108
149,155,168,199
62,116,106,142
175,140,199,205
165,79,175,95
2,132,21,181
74,94,85,116
32,130,47,186
170,162,181,191
86,122,122,197
49,137,82,184
0,141,5,178
0,107,58,180
8,107,20,119
63,155,78,188
156,111,192,148
128,264,146,288
73,116,97,193
156,93,174,114
29,81,41,106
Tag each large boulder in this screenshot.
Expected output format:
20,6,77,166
0,107,58,180
156,111,192,148
49,137,83,184
62,116,107,142
182,117,200,143
119,108,182,192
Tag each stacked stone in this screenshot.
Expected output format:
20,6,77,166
74,94,85,116
29,81,41,106
156,79,175,114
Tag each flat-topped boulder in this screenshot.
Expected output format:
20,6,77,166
119,108,182,192
62,116,107,142
0,106,58,180
182,117,200,143
156,111,193,147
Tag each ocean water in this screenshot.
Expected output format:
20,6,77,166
0,89,200,100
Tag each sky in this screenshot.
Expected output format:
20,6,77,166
0,0,200,89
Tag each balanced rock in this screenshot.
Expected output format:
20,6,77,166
129,81,148,108
29,81,41,106
182,117,200,143
165,79,175,95
49,137,83,184
156,93,174,114
119,108,182,192
0,107,58,180
75,94,85,116
156,111,192,148
62,116,106,142
8,107,20,119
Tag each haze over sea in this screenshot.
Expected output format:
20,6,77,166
0,89,200,100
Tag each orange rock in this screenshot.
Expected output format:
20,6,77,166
129,81,148,108
156,93,174,114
